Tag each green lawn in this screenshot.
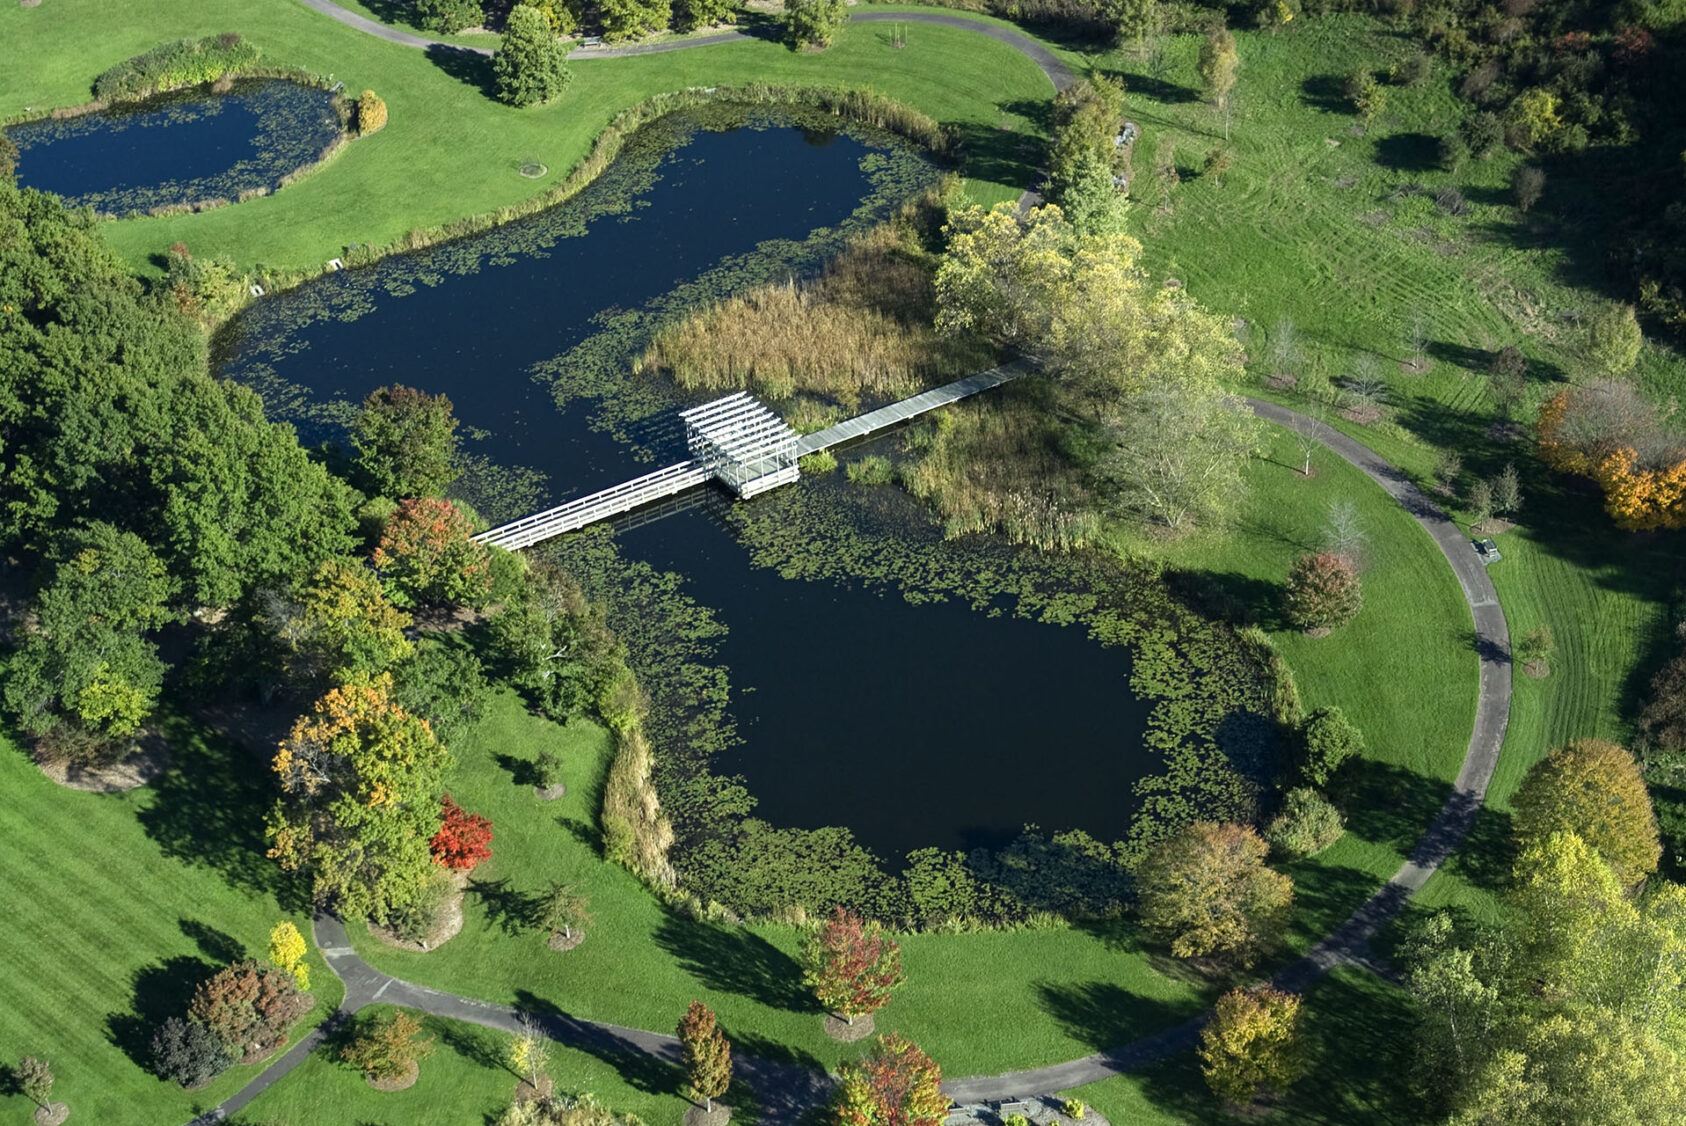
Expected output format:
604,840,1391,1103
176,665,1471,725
1078,15,1685,920
1060,964,1418,1124
0,719,339,1124
346,689,1208,1079
2,0,1052,274
1137,423,1475,951
232,1005,688,1125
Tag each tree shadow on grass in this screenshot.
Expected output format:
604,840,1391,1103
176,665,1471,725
494,752,541,788
427,44,499,99
179,918,246,965
106,954,217,1069
1374,132,1440,173
1301,74,1350,115
512,989,682,1097
1334,760,1454,860
437,1018,518,1077
1163,568,1285,630
1035,981,1203,1054
1282,861,1395,953
138,712,308,913
470,876,547,937
652,909,813,1013
1274,969,1419,1123
1102,68,1201,105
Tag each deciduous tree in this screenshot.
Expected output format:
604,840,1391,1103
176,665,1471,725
1197,24,1239,137
831,1033,947,1126
1299,705,1363,786
342,1009,433,1082
15,1056,54,1111
1096,382,1262,531
373,497,495,609
430,793,494,871
1136,822,1291,965
678,1001,732,1112
3,522,173,746
1264,788,1344,859
268,921,311,991
1511,739,1660,885
289,557,414,683
352,385,460,500
267,676,451,924
1199,986,1305,1107
1283,552,1361,632
800,907,905,1026
784,0,846,48
188,961,313,1061
539,882,591,945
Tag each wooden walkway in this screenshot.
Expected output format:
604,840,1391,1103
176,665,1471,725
475,362,1032,550
794,360,1031,457
475,460,710,549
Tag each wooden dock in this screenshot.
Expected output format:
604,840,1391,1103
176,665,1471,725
474,361,1033,551
794,361,1031,457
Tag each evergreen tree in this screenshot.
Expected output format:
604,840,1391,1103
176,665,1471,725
494,6,573,107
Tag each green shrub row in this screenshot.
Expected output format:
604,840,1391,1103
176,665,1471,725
92,32,261,102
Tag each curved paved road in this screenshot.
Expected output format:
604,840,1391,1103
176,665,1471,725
193,5,1511,1120
294,0,1075,91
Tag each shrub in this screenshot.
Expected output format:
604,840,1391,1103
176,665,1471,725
1343,69,1388,122
1265,788,1345,859
92,33,261,101
414,0,483,33
517,0,579,34
430,793,494,871
1434,185,1469,216
1584,301,1644,376
342,1009,434,1081
1512,164,1545,212
598,0,672,39
150,1017,232,1087
1283,552,1361,632
1463,111,1503,157
1300,706,1363,786
784,0,848,49
846,455,895,485
1436,130,1468,171
0,132,17,181
356,90,388,136
1136,822,1292,966
188,960,313,1061
494,5,573,107
1393,50,1432,86
673,0,736,28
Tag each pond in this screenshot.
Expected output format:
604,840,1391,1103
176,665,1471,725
217,105,1190,888
7,79,342,217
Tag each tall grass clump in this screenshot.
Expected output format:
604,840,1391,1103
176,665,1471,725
595,667,677,889
93,33,262,102
902,391,1102,551
637,191,990,408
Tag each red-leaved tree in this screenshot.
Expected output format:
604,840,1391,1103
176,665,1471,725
832,1033,948,1126
1283,551,1362,633
800,907,905,1027
430,793,493,871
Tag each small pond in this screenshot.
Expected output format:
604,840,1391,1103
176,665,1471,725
217,107,1166,871
7,79,342,216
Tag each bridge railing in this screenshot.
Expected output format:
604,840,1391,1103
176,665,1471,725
473,460,712,550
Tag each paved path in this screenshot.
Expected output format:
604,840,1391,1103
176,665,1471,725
199,7,1510,1119
945,400,1511,1101
294,0,1076,91
192,400,1511,1121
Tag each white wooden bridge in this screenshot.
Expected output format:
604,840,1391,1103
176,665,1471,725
473,360,1031,551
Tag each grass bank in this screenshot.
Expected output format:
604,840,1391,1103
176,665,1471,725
0,720,339,1124
2,0,1052,275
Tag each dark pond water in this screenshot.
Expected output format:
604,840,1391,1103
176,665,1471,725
7,79,342,216
217,109,1151,863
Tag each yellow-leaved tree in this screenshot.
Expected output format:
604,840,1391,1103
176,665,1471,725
1199,986,1305,1107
